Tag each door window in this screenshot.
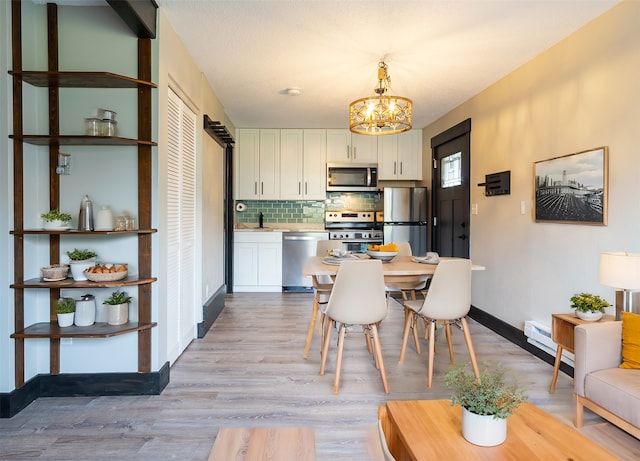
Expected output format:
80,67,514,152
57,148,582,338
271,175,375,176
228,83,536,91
441,152,462,188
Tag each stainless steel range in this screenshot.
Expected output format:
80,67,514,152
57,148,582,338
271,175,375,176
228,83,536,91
325,211,383,253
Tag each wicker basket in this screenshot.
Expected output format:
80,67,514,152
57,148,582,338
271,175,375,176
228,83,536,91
84,264,128,282
41,264,70,281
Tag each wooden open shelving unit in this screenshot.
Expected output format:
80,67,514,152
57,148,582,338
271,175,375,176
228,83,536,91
9,1,160,397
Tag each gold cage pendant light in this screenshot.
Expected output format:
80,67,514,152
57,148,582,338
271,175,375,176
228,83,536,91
349,61,412,136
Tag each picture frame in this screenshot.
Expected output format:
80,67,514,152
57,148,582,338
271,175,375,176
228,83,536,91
533,147,608,225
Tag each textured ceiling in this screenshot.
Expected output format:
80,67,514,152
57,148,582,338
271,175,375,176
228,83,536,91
155,0,620,130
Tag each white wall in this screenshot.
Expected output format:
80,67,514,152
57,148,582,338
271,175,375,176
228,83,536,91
422,0,640,330
157,10,233,364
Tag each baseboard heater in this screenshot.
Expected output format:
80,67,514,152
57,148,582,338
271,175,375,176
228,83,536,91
524,320,574,366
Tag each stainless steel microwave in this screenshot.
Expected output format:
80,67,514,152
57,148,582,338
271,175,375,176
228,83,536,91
326,163,378,192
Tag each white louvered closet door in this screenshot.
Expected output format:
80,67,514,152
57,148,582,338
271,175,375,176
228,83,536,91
167,88,197,363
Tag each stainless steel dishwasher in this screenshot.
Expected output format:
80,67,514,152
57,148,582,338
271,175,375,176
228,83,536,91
282,232,329,291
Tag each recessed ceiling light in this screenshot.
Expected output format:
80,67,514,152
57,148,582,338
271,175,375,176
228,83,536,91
285,87,301,96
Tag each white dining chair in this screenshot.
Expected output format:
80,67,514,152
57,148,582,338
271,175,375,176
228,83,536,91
398,258,480,388
384,242,429,301
320,259,389,394
303,239,344,358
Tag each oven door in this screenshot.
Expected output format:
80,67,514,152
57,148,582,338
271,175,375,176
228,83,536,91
341,239,383,254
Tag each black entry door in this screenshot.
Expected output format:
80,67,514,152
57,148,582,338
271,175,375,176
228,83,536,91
431,119,471,258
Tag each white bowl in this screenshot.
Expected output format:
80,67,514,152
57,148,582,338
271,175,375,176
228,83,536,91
366,250,398,261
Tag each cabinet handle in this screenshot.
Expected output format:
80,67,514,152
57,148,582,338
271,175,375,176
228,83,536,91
347,145,350,159
305,182,308,195
400,162,403,175
298,182,301,194
353,146,356,159
261,182,264,195
254,182,257,195
393,161,397,175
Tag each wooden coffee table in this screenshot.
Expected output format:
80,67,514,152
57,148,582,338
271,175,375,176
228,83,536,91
379,400,616,460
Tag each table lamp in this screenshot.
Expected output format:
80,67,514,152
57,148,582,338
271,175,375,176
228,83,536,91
599,252,640,320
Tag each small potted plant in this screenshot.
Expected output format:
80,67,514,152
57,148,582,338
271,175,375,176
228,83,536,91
55,297,75,327
445,362,527,446
41,209,72,230
103,290,132,325
66,248,98,281
570,292,610,321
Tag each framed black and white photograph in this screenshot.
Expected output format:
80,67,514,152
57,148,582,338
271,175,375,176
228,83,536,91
534,147,608,225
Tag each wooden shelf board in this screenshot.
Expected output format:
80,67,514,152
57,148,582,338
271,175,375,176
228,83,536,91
11,321,157,339
10,135,157,146
9,70,157,88
11,276,157,289
11,229,158,235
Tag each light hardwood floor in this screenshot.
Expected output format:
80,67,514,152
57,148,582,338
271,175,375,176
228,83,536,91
1,293,639,460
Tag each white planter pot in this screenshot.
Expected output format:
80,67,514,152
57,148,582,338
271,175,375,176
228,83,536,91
576,310,603,321
74,297,96,326
461,407,507,446
57,312,75,328
107,303,129,325
69,258,95,281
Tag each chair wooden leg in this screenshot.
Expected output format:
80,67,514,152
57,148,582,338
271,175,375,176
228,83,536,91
303,293,320,359
364,326,373,355
333,323,346,394
445,322,454,363
370,323,389,394
460,317,480,381
399,308,414,363
412,315,421,356
427,320,436,388
320,316,333,375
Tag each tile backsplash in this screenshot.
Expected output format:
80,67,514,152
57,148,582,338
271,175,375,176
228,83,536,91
236,201,325,225
235,192,382,225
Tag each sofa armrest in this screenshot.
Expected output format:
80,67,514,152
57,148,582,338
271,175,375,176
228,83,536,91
574,321,622,396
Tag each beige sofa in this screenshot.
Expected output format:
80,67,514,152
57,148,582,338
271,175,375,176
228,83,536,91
574,321,640,438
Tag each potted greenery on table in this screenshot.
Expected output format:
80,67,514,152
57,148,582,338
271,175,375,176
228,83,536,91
103,290,132,325
66,248,97,281
444,362,527,446
55,297,75,327
570,292,610,321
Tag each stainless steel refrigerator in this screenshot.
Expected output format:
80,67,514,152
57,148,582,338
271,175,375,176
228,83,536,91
383,187,428,256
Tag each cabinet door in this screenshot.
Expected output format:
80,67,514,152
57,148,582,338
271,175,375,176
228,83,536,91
377,135,398,180
351,133,378,163
326,129,351,162
280,129,304,200
236,129,260,199
258,242,282,286
397,130,423,180
303,129,327,199
259,129,281,199
234,242,258,286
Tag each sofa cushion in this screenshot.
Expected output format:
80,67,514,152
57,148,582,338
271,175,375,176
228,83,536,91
585,367,640,428
620,312,640,369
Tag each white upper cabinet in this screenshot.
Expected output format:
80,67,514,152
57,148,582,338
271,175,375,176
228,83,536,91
280,129,304,200
280,129,326,200
236,129,280,199
302,129,327,199
378,129,423,180
326,129,377,164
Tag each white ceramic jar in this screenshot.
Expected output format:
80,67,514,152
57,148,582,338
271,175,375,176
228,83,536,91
95,206,115,231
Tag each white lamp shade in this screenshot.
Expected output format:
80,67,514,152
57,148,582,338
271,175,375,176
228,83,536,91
599,252,640,289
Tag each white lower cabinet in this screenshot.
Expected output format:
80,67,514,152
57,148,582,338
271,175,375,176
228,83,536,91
233,232,283,292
